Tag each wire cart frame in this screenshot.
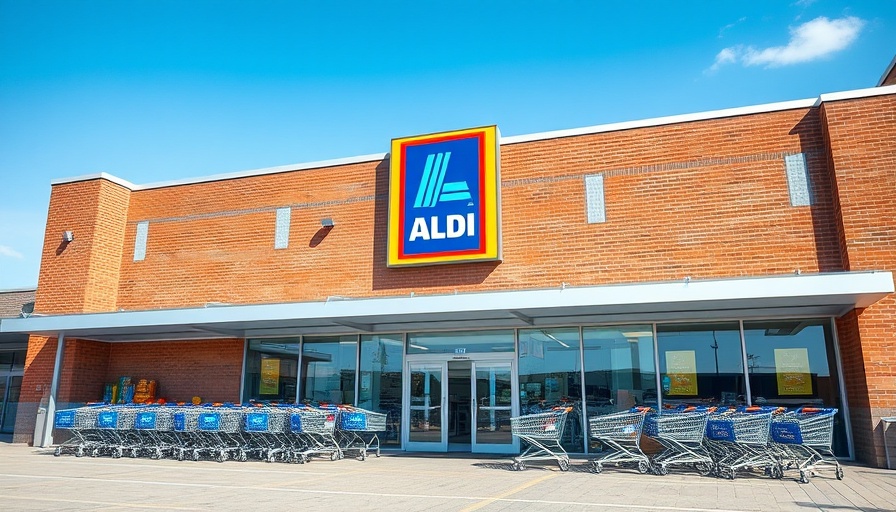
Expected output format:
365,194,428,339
510,408,572,471
771,407,843,483
589,408,650,474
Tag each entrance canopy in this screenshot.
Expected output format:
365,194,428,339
1,272,892,343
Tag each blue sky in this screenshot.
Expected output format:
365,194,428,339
1,1,894,289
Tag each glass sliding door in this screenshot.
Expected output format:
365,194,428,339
405,362,447,451
471,360,516,453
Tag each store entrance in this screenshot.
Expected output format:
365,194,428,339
404,355,518,454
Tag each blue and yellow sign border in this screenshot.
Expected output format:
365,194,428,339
388,126,501,267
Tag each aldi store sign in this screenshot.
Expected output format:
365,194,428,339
388,126,501,266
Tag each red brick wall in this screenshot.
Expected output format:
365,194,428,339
105,339,244,404
823,94,896,466
111,107,841,310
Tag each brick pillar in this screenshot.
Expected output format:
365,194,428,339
822,94,896,467
14,177,131,443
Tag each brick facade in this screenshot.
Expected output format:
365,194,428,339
13,89,896,465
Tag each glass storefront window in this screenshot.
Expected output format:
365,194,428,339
359,334,403,446
301,335,358,405
583,325,657,417
743,319,847,456
407,330,514,355
656,322,744,406
242,339,299,403
518,328,584,453
0,350,25,372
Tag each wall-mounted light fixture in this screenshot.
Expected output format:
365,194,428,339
62,231,74,242
320,218,335,228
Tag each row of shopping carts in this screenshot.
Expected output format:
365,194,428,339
510,405,842,484
53,403,387,463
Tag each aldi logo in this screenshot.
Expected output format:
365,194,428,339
388,126,501,266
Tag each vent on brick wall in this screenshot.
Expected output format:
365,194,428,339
785,153,813,207
274,207,291,249
585,174,606,223
134,221,149,261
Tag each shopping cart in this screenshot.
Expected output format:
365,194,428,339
133,406,176,459
335,406,387,460
644,409,714,476
588,408,650,474
53,404,104,457
770,407,843,483
95,405,139,458
244,405,289,462
705,407,779,480
192,405,246,462
288,405,340,462
509,407,572,471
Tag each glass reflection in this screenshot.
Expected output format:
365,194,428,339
358,334,403,446
583,325,657,415
242,339,299,403
301,335,357,405
656,322,744,406
518,328,584,453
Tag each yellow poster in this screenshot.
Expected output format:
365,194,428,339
260,358,280,395
775,348,812,395
666,350,698,395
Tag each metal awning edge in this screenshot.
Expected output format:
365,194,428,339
1,271,892,339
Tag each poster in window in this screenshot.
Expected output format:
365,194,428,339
260,358,280,395
666,350,698,395
775,348,812,395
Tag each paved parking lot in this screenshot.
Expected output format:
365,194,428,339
1,443,895,511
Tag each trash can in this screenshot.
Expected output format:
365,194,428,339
883,417,896,470
33,406,49,447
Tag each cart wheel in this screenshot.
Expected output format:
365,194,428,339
239,452,248,462
375,448,381,458
330,451,339,461
655,464,668,476
131,448,140,458
76,447,84,458
192,450,200,462
770,465,783,480
360,450,367,461
799,470,809,484
516,462,526,471
91,448,99,457
728,469,736,480
112,448,122,459
54,447,62,457
338,451,345,460
637,461,649,474
695,462,713,477
835,466,844,480
266,453,276,463
558,459,570,472
176,450,184,461
591,462,602,474
218,451,228,463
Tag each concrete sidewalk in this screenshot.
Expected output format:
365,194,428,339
0,444,894,511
